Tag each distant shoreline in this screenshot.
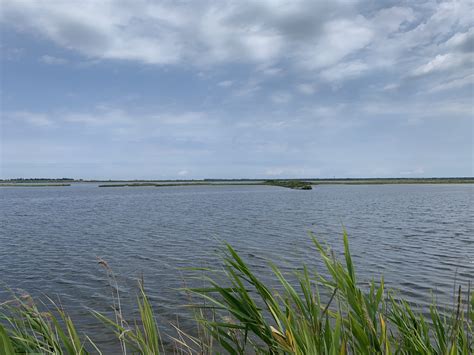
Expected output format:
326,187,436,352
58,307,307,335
0,183,72,187
1,177,473,187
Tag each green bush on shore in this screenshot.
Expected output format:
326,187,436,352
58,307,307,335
1,232,472,354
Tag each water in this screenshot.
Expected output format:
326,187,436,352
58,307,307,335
1,183,473,350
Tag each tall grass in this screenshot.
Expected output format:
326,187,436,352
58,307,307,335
0,293,99,354
1,232,472,354
188,232,473,354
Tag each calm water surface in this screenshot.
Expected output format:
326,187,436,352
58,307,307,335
1,184,473,350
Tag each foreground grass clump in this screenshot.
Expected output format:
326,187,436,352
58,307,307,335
1,233,472,354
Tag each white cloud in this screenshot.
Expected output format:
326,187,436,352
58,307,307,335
258,66,283,76
154,112,210,125
297,16,373,70
413,54,463,76
296,83,316,95
428,74,474,93
371,7,415,33
40,55,68,65
177,169,189,176
320,61,368,81
2,0,472,91
218,80,233,87
64,108,131,126
0,1,403,71
263,167,322,177
232,79,261,97
8,111,53,126
270,91,292,104
361,98,473,120
5,107,213,130
400,167,425,176
1,0,473,95
264,168,284,176
383,83,399,91
444,28,474,51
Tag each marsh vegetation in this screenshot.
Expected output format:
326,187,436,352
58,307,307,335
264,180,313,190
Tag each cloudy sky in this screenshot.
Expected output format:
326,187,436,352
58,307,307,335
1,0,472,179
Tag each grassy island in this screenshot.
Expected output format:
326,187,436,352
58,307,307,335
1,232,472,354
265,180,313,190
99,182,240,187
99,181,313,190
99,183,166,187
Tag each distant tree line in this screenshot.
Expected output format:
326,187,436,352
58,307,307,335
0,178,75,182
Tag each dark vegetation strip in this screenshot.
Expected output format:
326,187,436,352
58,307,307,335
98,182,262,187
264,179,312,189
98,181,312,189
0,183,71,187
310,178,474,185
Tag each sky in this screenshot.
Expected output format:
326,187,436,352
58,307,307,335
0,0,473,180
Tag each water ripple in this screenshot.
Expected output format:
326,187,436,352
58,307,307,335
1,183,473,350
